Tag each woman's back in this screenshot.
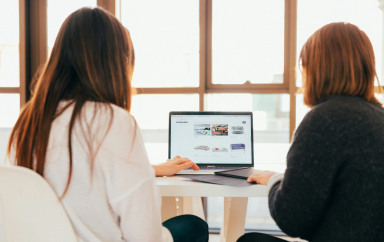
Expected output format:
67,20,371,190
44,101,163,241
270,95,384,241
311,96,384,241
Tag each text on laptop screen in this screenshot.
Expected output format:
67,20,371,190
169,113,253,165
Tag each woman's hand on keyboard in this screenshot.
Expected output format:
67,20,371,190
152,156,199,177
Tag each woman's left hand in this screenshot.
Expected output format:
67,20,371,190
247,170,277,185
153,156,199,177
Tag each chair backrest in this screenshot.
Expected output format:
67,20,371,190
0,165,78,242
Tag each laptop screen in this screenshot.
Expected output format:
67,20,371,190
169,112,254,167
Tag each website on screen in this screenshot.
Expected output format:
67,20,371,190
170,114,253,164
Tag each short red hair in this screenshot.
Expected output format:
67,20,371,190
299,22,380,107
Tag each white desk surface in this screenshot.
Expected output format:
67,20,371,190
156,176,269,242
156,176,267,197
156,176,268,242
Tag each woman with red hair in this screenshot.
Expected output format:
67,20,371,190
239,22,384,241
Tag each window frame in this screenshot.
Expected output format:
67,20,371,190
1,0,298,140
0,0,47,111
4,0,384,138
119,0,298,141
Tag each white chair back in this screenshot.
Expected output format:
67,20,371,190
0,165,77,242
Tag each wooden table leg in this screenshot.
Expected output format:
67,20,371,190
220,197,248,242
179,197,205,220
161,197,177,222
161,197,205,222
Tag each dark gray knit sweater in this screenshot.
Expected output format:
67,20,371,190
269,95,384,242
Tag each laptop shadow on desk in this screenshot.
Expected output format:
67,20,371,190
177,174,256,187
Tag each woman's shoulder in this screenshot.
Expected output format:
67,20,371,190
63,101,139,146
54,101,138,140
313,95,384,121
296,96,353,135
298,95,384,137
82,101,131,117
315,95,382,112
81,101,144,159
82,101,135,126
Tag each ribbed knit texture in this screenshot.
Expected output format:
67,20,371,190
269,95,384,242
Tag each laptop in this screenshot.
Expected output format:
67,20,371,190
169,111,254,174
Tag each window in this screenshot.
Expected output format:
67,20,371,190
212,0,285,84
0,0,19,88
0,0,20,128
121,0,199,87
297,0,382,79
0,94,20,127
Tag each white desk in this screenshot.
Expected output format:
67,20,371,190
156,176,267,242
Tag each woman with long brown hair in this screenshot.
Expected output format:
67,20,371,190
7,7,207,242
238,22,384,241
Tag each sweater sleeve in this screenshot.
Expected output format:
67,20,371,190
268,106,347,239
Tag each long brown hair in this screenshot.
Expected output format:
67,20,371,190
7,7,135,196
299,22,380,107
